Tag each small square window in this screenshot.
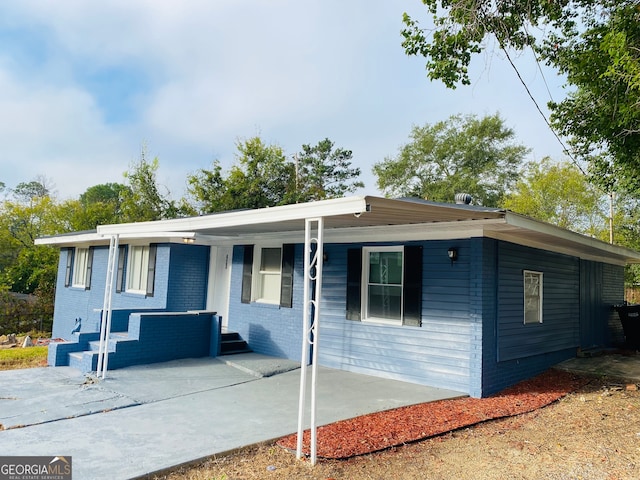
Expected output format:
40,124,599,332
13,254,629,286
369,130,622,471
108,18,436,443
524,270,543,324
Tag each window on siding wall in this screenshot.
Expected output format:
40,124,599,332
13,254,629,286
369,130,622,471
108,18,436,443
346,245,422,327
524,270,543,324
72,247,90,288
363,246,404,324
125,245,157,296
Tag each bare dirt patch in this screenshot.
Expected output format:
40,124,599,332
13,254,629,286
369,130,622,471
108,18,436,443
154,371,640,480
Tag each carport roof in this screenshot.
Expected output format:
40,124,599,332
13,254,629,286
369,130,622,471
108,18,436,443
35,195,640,265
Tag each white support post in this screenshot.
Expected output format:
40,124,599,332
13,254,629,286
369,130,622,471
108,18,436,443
296,217,324,466
97,234,119,379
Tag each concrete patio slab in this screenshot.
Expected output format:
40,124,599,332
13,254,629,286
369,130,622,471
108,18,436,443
557,352,640,381
0,355,464,479
0,358,258,429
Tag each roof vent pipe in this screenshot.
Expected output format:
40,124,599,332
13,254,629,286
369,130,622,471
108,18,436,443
455,193,472,205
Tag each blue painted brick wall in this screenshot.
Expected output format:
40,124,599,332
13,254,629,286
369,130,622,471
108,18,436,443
52,246,169,339
166,243,209,312
51,243,209,340
227,245,304,360
105,312,215,369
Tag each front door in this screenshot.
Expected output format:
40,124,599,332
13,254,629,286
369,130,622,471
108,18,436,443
207,246,232,328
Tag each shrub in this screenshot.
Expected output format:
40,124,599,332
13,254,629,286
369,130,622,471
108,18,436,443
0,289,52,335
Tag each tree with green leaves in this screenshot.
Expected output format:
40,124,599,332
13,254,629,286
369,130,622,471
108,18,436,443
547,3,640,192
185,160,228,215
12,180,49,204
292,138,364,203
503,158,607,238
226,136,294,210
401,0,640,192
121,150,180,222
187,136,363,213
80,182,128,207
373,113,528,206
187,137,293,213
0,186,60,295
68,183,131,230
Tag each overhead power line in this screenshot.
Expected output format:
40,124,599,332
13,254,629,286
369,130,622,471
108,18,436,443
500,46,588,177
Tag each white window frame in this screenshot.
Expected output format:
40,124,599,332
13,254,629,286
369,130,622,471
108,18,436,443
361,246,404,325
126,245,150,295
252,245,282,304
523,270,543,324
72,247,90,288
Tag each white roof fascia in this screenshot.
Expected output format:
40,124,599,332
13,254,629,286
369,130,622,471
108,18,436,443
484,229,627,266
504,211,640,263
97,196,370,236
35,231,227,247
35,232,102,246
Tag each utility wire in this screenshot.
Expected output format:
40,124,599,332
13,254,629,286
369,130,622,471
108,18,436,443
501,44,615,243
500,46,588,177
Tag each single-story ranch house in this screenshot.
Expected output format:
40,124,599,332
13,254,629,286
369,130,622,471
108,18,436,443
35,195,640,397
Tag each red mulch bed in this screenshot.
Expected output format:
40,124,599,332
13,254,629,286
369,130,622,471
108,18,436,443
277,369,589,459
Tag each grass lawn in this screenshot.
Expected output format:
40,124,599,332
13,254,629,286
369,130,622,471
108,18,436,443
0,345,48,370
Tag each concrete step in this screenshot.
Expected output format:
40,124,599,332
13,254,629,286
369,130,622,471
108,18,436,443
68,351,98,373
220,331,252,355
68,352,83,370
88,340,117,352
577,347,604,358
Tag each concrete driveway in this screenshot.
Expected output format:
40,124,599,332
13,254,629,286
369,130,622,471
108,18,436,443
0,354,464,479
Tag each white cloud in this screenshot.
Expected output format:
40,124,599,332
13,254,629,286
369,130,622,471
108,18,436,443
0,0,569,200
0,64,134,197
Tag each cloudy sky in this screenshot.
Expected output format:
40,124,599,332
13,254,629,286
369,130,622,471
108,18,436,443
0,0,568,201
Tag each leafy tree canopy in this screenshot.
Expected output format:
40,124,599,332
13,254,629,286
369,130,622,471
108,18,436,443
0,192,61,295
65,183,132,230
503,158,607,237
12,180,49,203
80,182,129,206
372,113,529,206
121,150,180,222
292,138,364,203
187,136,364,213
402,0,640,191
187,137,292,213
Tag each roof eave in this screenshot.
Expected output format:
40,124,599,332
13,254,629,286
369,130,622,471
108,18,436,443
97,196,371,236
504,211,640,264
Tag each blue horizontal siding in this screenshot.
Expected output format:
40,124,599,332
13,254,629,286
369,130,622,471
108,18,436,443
497,242,580,362
317,241,473,394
